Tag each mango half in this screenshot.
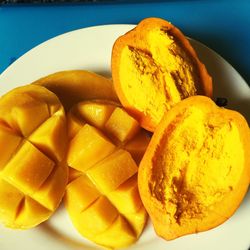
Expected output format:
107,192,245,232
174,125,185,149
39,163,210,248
138,96,250,240
65,100,149,249
112,17,212,131
34,70,119,111
0,85,68,229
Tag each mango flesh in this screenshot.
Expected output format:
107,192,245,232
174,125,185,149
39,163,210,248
65,100,149,248
105,107,140,142
67,125,116,172
119,31,200,127
112,18,212,132
0,85,68,229
138,96,250,240
34,70,119,111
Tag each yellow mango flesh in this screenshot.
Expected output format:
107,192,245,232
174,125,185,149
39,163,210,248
0,125,22,170
67,124,116,172
34,70,119,111
0,85,68,229
32,162,68,211
107,175,141,214
79,196,119,236
124,206,148,237
65,175,100,213
138,96,250,240
14,196,51,229
66,111,85,140
76,101,115,129
86,149,138,194
105,107,140,142
2,141,55,195
0,179,24,224
29,110,67,162
124,130,151,164
92,215,135,248
118,27,203,129
65,101,148,248
11,99,50,137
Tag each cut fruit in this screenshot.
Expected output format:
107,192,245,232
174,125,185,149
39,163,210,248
0,85,68,229
67,124,116,172
112,17,213,131
105,107,140,142
138,95,250,240
34,70,119,110
65,100,148,248
86,149,138,194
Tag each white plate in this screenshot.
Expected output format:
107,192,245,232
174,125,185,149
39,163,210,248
0,25,250,250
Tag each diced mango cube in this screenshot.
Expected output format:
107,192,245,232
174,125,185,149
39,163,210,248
92,215,136,248
68,167,82,183
0,179,24,225
124,206,148,237
86,149,138,194
0,125,22,171
105,107,140,142
67,111,85,140
11,96,50,137
65,174,100,213
67,124,115,172
76,102,115,129
29,110,68,162
14,196,51,229
3,141,55,195
77,196,118,235
33,162,68,211
124,130,151,164
107,175,141,214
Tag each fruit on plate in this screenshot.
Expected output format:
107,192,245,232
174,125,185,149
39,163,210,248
0,85,68,229
34,70,119,111
138,95,250,240
112,17,213,131
64,100,149,248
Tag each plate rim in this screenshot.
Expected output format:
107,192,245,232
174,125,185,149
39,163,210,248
1,23,249,91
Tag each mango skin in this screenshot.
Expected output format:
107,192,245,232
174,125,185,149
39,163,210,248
65,100,149,249
0,85,68,229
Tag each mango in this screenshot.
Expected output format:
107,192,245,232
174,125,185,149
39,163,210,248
67,125,116,172
0,85,68,229
105,107,140,142
65,100,149,249
34,70,119,111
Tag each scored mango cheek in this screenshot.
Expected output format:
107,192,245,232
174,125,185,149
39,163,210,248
65,101,149,249
0,85,68,229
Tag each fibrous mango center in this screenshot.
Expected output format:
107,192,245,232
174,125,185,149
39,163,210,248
120,28,200,125
150,107,244,224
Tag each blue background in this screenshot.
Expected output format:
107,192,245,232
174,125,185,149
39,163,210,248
0,0,249,84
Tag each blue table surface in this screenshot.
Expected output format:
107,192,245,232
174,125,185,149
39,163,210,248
0,0,249,84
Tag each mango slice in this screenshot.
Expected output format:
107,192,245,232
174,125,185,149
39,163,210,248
0,85,68,229
65,100,149,248
34,70,119,111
